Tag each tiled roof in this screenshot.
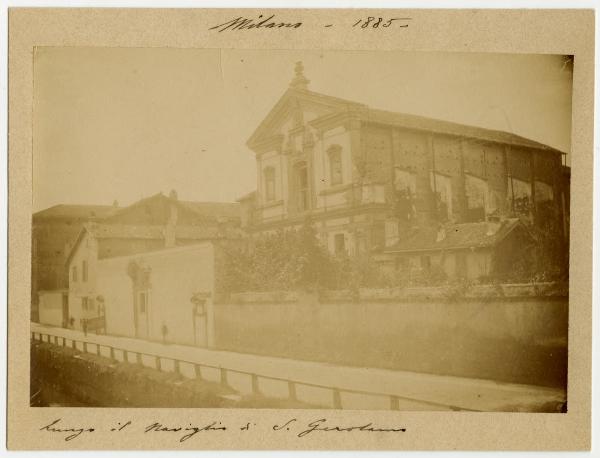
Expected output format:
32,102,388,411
105,193,241,222
33,204,119,220
179,201,241,219
362,108,558,152
385,218,526,253
85,223,234,240
87,224,163,240
66,223,243,265
282,91,558,151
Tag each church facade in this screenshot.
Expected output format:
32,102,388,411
240,62,569,257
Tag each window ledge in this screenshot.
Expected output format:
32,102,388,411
319,183,352,196
259,199,284,210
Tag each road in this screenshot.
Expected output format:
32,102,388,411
31,322,565,412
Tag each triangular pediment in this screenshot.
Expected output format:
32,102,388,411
246,88,365,151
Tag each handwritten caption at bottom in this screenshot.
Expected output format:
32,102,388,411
40,418,406,442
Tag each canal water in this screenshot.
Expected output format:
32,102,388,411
31,376,91,407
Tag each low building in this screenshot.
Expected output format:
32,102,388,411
34,189,242,328
31,203,119,321
65,221,241,332
378,218,533,281
96,243,222,347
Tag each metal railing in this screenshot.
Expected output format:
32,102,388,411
30,330,472,411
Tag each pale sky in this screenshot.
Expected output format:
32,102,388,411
33,48,573,212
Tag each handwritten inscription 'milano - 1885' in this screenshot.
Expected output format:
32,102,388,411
209,15,302,32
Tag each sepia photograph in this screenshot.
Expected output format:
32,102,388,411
29,48,572,413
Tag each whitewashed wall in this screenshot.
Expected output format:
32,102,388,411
95,243,216,346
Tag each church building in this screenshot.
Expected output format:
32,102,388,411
240,62,569,258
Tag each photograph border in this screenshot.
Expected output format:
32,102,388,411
7,7,594,451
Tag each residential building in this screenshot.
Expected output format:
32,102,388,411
31,203,119,321
377,218,534,280
36,190,241,329
64,221,241,332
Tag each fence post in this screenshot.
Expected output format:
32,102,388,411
109,346,115,360
72,339,77,350
82,341,88,353
288,381,297,402
122,350,128,363
220,368,228,386
97,344,102,356
251,374,260,395
390,395,400,411
54,336,59,345
332,388,342,409
174,359,181,375
194,364,202,380
62,337,66,347
155,356,162,371
136,352,143,365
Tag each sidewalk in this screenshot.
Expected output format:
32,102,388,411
31,322,565,412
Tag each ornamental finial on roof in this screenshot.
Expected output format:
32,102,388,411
290,61,310,90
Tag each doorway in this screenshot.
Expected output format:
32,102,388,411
61,292,69,328
136,290,150,339
193,301,208,347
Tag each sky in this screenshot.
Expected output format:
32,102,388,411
33,48,573,212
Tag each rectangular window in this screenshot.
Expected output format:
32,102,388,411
534,180,554,202
420,255,431,272
71,266,78,282
334,233,346,255
455,252,468,278
264,167,276,202
394,168,417,222
465,174,487,222
82,260,88,282
508,176,532,216
430,172,453,220
394,168,417,195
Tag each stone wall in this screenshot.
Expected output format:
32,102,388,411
215,284,568,387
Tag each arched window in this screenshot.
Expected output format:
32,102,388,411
327,145,343,186
264,167,276,202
